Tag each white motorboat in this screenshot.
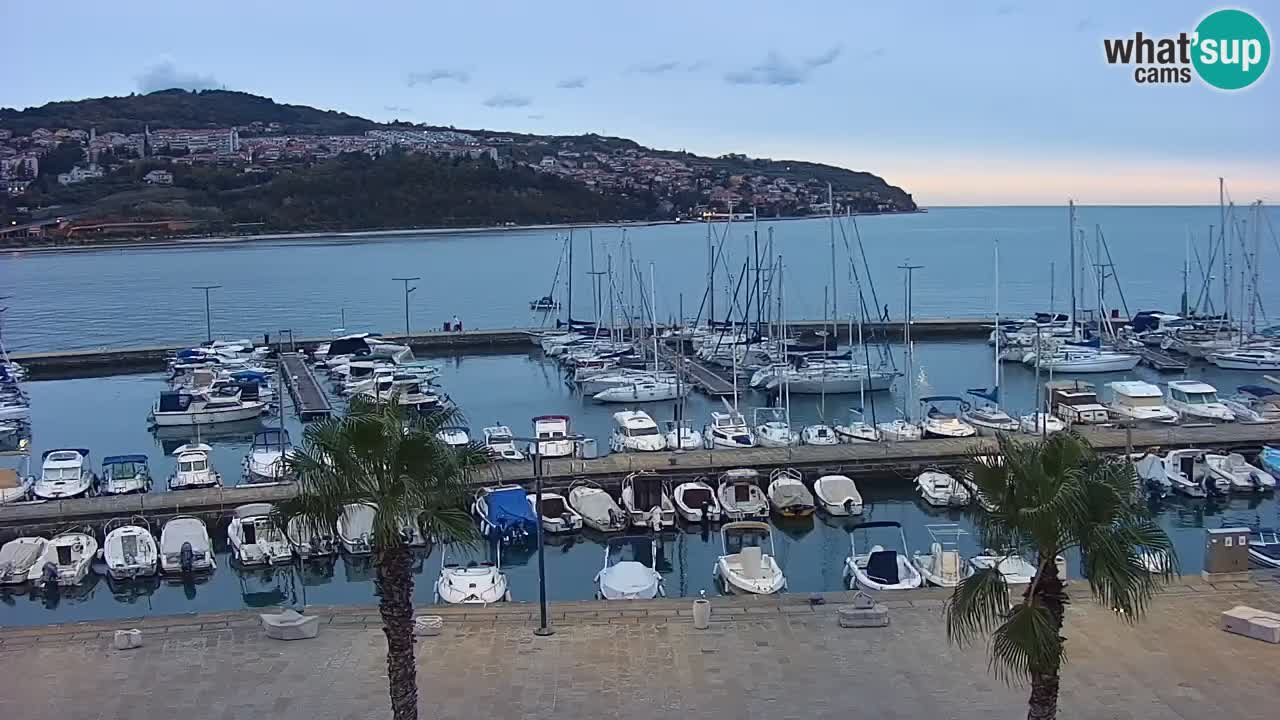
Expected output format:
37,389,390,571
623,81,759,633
482,424,525,461
1246,527,1280,569
1207,348,1280,371
877,418,923,442
567,480,628,532
1224,385,1280,423
593,380,684,403
436,426,472,448
229,503,293,565
1138,548,1173,575
919,397,977,439
435,543,510,605
663,419,703,451
1106,381,1179,424
338,503,377,554
912,525,972,588
357,375,442,411
1164,380,1234,422
766,468,815,517
673,479,721,523
579,371,677,396
1018,412,1066,435
969,550,1067,585
962,403,1019,436
765,367,896,394
812,474,864,515
714,521,786,595
1046,380,1110,425
716,468,770,520
530,415,574,458
33,448,95,499
98,454,151,495
620,471,675,529
834,410,880,443
1205,453,1274,492
844,521,924,591
704,410,756,448
0,537,48,584
596,535,664,600
168,443,222,490
916,469,970,507
243,429,293,483
285,514,338,560
609,410,666,453
101,522,159,579
1135,449,1218,497
0,467,29,505
801,423,840,446
753,407,798,447
1035,349,1140,373
528,491,584,534
150,387,266,426
159,516,216,575
29,531,98,587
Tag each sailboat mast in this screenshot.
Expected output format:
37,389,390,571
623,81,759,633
994,239,1000,394
706,216,714,326
828,183,837,333
567,229,574,326
1220,177,1227,320
650,263,658,373
1068,200,1077,339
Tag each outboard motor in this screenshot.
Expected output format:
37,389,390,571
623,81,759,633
843,498,855,514
700,498,713,527
40,561,58,587
608,508,625,530
560,512,575,529
179,541,195,574
1250,471,1264,492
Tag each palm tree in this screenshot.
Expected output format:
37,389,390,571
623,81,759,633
278,398,492,720
945,431,1178,720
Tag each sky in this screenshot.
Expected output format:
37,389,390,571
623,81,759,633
5,1,1276,206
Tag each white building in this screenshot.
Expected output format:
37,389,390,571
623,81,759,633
56,164,105,185
143,169,174,185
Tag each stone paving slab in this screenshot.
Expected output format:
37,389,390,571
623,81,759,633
1,579,1278,719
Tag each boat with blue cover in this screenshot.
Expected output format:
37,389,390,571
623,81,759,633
473,485,538,544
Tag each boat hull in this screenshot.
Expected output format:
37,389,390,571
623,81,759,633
152,403,265,426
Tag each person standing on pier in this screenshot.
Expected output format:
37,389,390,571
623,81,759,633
452,314,462,332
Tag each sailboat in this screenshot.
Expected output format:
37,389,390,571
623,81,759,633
963,240,1020,436
878,266,923,442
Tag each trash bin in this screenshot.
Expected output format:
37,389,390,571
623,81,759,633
576,438,598,460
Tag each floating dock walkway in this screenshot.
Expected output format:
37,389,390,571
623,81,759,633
279,353,331,420
3,422,1277,534
1139,348,1189,372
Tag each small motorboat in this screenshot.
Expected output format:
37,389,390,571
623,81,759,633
435,543,510,605
98,454,152,495
159,516,216,575
482,424,525,461
229,503,293,565
338,503,377,554
663,419,703,451
527,491,584,534
753,407,799,447
567,479,628,533
919,397,977,438
714,521,786,595
1165,380,1234,422
285,514,338,560
243,429,293,483
716,468,769,521
915,469,971,507
962,395,1020,435
529,415,574,458
436,426,472,449
1137,548,1173,575
0,536,48,584
911,524,971,588
835,409,881,443
1018,412,1066,435
33,448,95,500
1224,385,1280,423
800,423,840,446
593,380,684,403
529,295,559,311
1245,527,1280,568
1262,446,1280,480
609,410,666,453
169,443,222,490
1147,448,1224,497
596,535,664,600
766,468,815,517
877,417,923,442
970,549,1068,585
813,474,864,516
620,471,675,529
101,521,159,580
30,531,98,587
673,479,721,523
1205,453,1275,492
0,467,31,505
1106,381,1179,424
704,409,756,448
844,521,924,591
474,485,539,543
1207,348,1280,371
150,387,266,426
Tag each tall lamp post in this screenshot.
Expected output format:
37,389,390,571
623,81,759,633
192,285,221,343
392,277,419,337
509,429,584,637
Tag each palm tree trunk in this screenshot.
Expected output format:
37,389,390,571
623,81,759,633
376,541,418,720
1025,562,1068,720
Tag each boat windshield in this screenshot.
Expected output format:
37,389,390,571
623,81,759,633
180,458,208,472
627,426,660,437
1184,391,1218,405
1124,396,1165,408
107,461,144,476
43,467,82,481
724,528,770,554
1058,392,1098,406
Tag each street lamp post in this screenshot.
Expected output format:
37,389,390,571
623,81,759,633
192,285,221,343
392,277,419,337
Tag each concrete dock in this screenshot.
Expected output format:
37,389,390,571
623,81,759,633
3,421,1275,533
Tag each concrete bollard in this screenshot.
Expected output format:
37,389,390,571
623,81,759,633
413,615,443,637
692,599,711,629
113,629,143,650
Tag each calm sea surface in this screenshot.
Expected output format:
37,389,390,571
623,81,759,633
2,342,1276,627
4,206,1276,353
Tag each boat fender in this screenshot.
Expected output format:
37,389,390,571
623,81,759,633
179,542,195,573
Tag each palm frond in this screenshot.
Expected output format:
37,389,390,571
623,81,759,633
1079,519,1175,619
988,601,1063,682
945,566,1011,646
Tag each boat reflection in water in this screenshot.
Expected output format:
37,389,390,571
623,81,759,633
153,418,271,455
106,573,162,605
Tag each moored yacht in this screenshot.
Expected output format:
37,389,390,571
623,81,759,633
919,397,977,439
150,387,266,426
168,443,222,490
662,419,703,451
1106,381,1178,424
530,415,574,458
482,424,525,461
243,429,293,483
98,454,152,495
609,410,666,453
1207,348,1280,371
1164,380,1233,422
704,409,755,448
33,448,95,500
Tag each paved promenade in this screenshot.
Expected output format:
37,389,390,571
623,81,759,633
1,577,1277,719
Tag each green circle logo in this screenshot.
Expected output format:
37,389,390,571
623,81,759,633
1193,9,1270,90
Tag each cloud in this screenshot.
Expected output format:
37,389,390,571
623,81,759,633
136,60,219,93
383,105,411,113
483,92,532,108
630,61,681,75
406,68,469,86
527,114,545,120
724,46,843,86
994,3,1017,15
1074,17,1100,32
684,60,710,72
556,76,587,89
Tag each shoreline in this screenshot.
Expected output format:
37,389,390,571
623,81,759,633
1,208,927,255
